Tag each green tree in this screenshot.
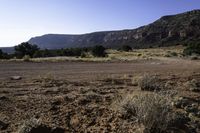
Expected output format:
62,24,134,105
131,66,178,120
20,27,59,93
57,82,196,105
0,49,10,59
183,42,200,55
91,45,106,57
14,42,39,58
0,49,3,59
121,45,132,52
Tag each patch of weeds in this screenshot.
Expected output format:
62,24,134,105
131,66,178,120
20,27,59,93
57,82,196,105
23,55,31,62
18,118,50,133
114,91,188,133
185,79,200,92
138,74,164,91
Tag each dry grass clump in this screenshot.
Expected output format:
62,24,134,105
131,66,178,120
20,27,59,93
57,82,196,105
18,118,66,133
115,91,179,133
138,74,163,91
23,55,31,62
185,79,200,92
18,118,51,133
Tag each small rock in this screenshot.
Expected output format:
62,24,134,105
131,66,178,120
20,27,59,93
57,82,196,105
10,76,22,80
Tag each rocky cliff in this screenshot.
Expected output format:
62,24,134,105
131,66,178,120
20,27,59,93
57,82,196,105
27,10,200,49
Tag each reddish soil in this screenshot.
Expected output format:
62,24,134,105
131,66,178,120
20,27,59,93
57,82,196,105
0,59,200,132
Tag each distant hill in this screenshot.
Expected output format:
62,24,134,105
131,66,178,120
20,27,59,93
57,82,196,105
1,9,200,53
0,47,14,54
28,10,200,49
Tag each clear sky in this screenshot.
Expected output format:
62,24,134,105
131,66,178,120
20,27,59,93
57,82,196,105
0,0,200,47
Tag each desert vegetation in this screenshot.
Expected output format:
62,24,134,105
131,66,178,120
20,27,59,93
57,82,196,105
0,43,108,60
183,42,200,56
1,41,200,62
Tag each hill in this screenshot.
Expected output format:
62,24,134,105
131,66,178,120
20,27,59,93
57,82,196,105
1,9,200,53
28,10,200,49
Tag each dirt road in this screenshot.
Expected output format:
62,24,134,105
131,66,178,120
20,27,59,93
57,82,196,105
0,59,199,81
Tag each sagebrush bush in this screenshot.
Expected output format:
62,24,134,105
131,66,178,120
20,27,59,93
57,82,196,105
116,91,177,133
138,74,162,91
19,118,41,133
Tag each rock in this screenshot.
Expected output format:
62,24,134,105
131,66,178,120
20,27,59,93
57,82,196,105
0,120,9,130
10,76,22,80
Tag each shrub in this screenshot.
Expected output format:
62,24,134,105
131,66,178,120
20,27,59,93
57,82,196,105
14,42,40,58
0,49,3,59
183,43,200,56
116,92,176,133
170,52,178,56
91,45,106,57
18,118,51,133
0,49,10,59
190,55,199,60
121,45,132,52
23,55,31,62
138,74,163,91
80,52,87,58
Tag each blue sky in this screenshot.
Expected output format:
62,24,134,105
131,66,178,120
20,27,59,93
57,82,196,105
0,0,200,47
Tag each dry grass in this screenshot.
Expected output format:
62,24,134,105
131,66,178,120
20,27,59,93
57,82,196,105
108,45,184,61
1,46,185,63
18,118,42,133
138,74,163,91
114,91,179,133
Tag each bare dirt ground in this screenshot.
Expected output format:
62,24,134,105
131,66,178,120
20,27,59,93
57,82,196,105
0,58,200,132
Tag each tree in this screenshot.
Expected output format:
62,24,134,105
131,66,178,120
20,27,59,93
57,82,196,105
183,42,200,55
0,49,10,59
121,45,132,52
14,42,39,58
0,49,3,59
91,45,106,57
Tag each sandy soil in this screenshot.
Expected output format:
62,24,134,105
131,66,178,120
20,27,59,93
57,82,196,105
0,58,200,132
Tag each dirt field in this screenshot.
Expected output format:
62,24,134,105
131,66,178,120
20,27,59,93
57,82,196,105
0,58,200,132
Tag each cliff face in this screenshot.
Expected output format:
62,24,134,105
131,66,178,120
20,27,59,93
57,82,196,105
28,10,200,49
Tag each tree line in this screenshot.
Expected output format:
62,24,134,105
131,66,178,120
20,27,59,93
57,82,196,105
0,42,107,59
1,42,199,60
